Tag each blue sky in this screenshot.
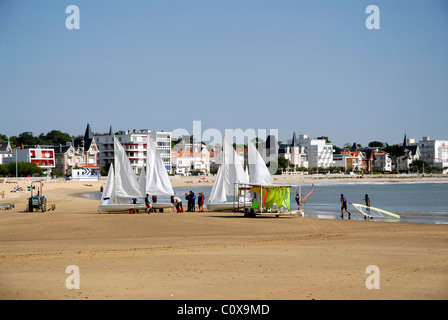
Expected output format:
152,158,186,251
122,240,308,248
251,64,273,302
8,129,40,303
1,0,447,147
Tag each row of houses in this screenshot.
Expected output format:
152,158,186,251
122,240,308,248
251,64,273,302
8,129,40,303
0,124,101,180
1,124,447,177
269,132,448,174
332,136,448,174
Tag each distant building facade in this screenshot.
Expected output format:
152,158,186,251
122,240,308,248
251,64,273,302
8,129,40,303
51,123,100,176
95,128,172,175
11,147,56,175
0,141,12,165
416,136,448,173
278,132,308,169
280,133,333,169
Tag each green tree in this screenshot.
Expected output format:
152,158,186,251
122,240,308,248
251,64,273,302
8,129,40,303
0,162,44,177
39,130,72,144
409,159,428,173
16,132,40,146
368,141,385,148
383,145,405,173
316,136,331,144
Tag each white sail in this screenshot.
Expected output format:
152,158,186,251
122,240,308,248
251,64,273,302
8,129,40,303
138,167,146,196
248,141,273,185
208,165,227,203
208,137,249,203
145,136,174,196
114,137,143,199
100,163,115,205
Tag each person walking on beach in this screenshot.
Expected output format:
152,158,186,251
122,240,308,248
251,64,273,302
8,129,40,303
364,194,372,220
198,192,205,212
340,194,351,219
145,194,151,214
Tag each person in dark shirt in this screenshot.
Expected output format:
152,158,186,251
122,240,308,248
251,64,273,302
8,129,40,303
185,193,191,212
340,194,351,219
364,194,372,220
189,191,196,212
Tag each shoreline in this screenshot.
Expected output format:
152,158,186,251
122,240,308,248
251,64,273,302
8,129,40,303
0,178,447,300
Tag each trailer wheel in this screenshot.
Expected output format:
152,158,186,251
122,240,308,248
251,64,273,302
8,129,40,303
129,209,135,214
159,208,164,213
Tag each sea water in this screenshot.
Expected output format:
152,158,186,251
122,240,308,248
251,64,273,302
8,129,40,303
174,181,448,224
292,181,448,224
81,181,448,224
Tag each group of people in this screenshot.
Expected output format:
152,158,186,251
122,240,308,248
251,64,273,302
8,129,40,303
340,193,371,220
144,194,160,213
184,191,205,212
170,191,205,213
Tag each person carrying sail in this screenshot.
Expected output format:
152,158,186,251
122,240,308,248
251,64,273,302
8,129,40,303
364,194,372,220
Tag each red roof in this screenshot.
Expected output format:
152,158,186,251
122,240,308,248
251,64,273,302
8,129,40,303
82,164,99,168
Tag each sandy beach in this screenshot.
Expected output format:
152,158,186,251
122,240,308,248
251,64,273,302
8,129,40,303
0,175,447,300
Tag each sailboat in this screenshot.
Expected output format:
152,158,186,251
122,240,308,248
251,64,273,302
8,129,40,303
141,136,174,212
207,138,250,211
244,142,296,217
98,137,146,213
247,141,273,185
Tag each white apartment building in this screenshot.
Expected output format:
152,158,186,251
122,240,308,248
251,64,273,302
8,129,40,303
95,129,172,175
279,133,333,169
415,136,448,173
297,134,334,169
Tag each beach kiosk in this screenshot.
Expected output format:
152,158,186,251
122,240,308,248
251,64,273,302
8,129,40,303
234,183,297,217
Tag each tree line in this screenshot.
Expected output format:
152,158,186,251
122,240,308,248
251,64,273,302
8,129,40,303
0,162,44,177
0,130,76,149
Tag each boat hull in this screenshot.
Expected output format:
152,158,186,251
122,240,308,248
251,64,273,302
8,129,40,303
151,202,174,211
206,201,252,212
98,203,147,213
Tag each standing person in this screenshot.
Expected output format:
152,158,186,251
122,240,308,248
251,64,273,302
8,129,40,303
185,193,191,212
145,194,151,214
295,190,301,209
364,194,371,220
189,191,196,212
198,192,205,212
340,194,351,219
